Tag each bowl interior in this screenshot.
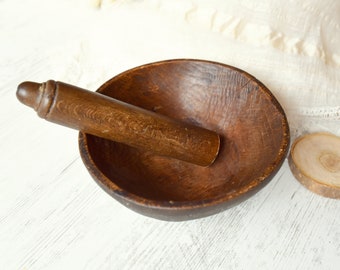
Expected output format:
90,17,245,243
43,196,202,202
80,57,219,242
81,60,289,203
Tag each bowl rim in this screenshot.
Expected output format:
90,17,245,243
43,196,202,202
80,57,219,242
78,58,290,211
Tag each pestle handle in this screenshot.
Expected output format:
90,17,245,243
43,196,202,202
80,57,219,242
16,80,220,166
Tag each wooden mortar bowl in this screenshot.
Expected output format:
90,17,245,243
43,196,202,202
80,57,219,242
79,59,290,221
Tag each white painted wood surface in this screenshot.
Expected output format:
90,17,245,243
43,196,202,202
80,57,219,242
1,0,339,269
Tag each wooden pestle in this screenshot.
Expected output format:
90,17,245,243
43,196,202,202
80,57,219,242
16,80,220,166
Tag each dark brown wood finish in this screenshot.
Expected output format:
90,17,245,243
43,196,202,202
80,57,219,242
78,59,290,220
16,80,220,166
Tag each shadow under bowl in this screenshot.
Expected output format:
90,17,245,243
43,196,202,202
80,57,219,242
79,59,290,221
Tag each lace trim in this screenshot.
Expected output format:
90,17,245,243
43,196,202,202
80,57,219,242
288,107,340,139
290,106,340,119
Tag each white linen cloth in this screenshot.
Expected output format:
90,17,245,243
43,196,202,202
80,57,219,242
89,0,340,138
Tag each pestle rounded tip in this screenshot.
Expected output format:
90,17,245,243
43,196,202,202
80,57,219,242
16,81,42,109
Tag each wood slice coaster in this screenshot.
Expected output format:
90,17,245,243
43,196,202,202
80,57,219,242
289,132,340,199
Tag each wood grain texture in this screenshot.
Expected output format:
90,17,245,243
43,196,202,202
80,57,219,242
289,133,340,199
1,0,340,269
16,80,220,166
79,59,289,220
